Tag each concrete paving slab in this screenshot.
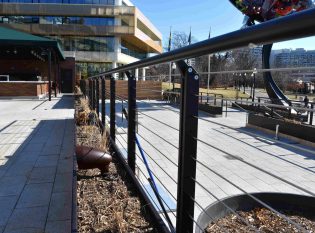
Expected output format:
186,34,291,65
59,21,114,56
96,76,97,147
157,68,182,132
47,192,72,221
16,183,53,208
4,206,48,232
28,167,56,184
0,196,19,227
0,95,75,232
45,220,71,233
35,155,59,167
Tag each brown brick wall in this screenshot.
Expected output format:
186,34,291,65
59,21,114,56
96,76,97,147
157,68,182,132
105,80,162,100
81,79,162,100
0,82,48,96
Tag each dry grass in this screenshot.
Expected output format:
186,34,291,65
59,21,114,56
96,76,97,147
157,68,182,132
75,92,156,233
162,82,249,98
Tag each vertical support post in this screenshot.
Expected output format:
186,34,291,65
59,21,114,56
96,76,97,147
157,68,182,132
88,80,92,108
96,78,100,116
91,79,94,110
176,61,199,233
252,73,256,102
207,93,209,104
214,94,217,106
48,50,52,101
94,79,97,111
126,71,136,173
101,77,106,127
54,54,57,97
91,80,95,110
110,77,116,142
258,97,261,110
310,104,314,125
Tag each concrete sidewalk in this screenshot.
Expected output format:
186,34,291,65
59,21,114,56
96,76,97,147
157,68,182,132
0,96,75,233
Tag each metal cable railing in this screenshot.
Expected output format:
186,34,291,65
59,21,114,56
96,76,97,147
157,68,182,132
81,8,315,233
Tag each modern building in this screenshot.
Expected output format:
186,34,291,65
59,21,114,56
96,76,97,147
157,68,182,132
0,0,162,78
272,48,315,68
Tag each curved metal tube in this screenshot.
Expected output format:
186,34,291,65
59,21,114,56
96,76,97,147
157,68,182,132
263,44,291,106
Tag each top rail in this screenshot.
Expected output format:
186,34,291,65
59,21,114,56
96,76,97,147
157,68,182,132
89,8,315,79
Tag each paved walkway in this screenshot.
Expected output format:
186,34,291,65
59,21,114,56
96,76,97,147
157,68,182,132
108,100,315,229
0,96,75,233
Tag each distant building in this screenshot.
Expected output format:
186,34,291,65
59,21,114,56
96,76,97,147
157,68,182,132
0,0,162,78
273,48,315,67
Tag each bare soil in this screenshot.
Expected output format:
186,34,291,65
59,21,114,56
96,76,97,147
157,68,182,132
75,93,156,233
206,208,315,233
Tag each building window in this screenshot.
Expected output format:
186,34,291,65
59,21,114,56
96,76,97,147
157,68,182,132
48,36,115,53
0,15,115,26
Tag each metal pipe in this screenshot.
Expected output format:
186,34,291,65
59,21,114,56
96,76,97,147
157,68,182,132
110,77,116,142
275,124,280,140
89,8,315,79
101,77,106,127
126,71,136,173
310,104,314,125
176,62,199,233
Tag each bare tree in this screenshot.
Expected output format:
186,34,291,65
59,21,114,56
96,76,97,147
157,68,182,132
195,52,231,88
164,31,197,51
230,48,259,92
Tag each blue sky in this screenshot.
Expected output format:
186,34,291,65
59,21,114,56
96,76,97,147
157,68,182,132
131,0,315,50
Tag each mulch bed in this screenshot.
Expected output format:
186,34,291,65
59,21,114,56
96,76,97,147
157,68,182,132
75,93,157,233
206,208,315,233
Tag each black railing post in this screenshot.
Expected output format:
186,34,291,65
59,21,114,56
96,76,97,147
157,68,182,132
126,71,136,173
310,104,314,125
110,77,116,142
176,61,199,233
214,94,217,106
96,78,100,117
89,79,93,109
93,79,97,111
101,77,106,127
48,50,52,101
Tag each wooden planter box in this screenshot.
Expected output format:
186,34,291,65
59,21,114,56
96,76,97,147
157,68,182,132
248,113,315,143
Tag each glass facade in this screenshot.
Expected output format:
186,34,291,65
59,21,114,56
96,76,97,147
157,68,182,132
48,36,115,52
121,40,147,59
0,0,115,4
76,62,112,78
0,16,115,26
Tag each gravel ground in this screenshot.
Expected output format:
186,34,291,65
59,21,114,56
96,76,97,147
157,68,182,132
206,208,315,233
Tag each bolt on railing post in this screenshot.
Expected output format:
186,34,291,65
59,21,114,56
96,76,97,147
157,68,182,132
176,61,199,233
110,77,116,142
126,71,136,173
96,78,100,117
101,77,106,127
310,104,314,125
